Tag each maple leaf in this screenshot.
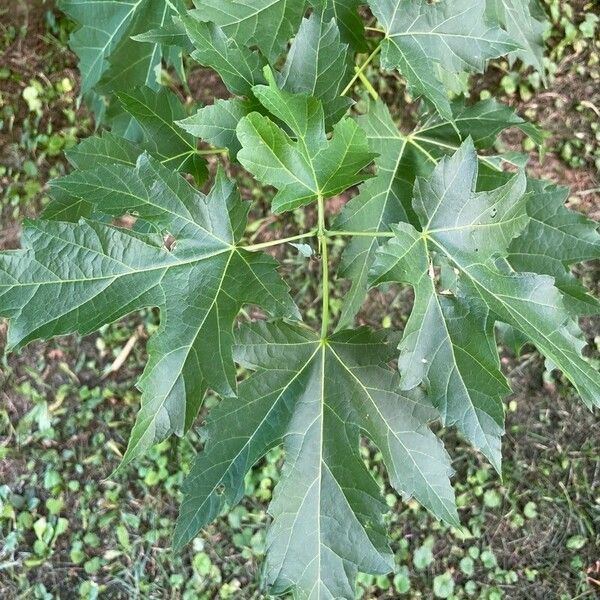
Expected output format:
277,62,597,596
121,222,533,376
369,0,520,118
179,9,355,160
237,68,376,212
333,98,542,330
0,160,298,466
507,179,600,315
175,321,457,598
279,10,354,126
190,0,307,63
486,0,548,77
181,13,267,97
370,141,600,471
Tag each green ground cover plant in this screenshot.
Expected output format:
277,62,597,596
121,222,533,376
1,1,599,598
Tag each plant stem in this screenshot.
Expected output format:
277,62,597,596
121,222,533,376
357,69,379,100
317,194,330,339
365,26,385,34
243,230,317,252
162,147,228,165
243,224,395,339
341,43,382,96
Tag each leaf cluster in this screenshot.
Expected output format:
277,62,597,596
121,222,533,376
1,1,598,597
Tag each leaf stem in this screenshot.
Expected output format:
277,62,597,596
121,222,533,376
341,43,382,97
328,230,395,238
161,147,228,165
243,230,317,252
357,70,379,100
365,26,386,34
242,229,394,252
243,229,396,254
318,194,330,339
197,147,228,156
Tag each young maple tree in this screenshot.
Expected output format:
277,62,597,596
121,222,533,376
2,1,599,597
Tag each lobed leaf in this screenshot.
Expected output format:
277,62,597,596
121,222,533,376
180,7,357,165
42,132,141,222
176,321,457,598
507,179,600,314
182,13,267,97
177,98,258,160
369,0,520,118
59,0,169,94
0,161,298,468
117,87,207,181
334,98,543,330
237,68,376,212
279,9,353,126
317,0,368,51
371,142,600,473
43,88,211,222
190,0,307,63
60,0,187,133
486,0,548,77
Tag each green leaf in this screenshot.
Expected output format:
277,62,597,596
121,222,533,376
507,179,600,314
59,0,171,94
370,222,510,471
64,131,141,170
413,544,434,570
132,19,194,52
411,98,545,150
175,321,457,597
131,16,191,87
237,69,376,213
318,0,368,51
372,141,600,450
433,572,455,599
0,161,298,467
334,98,540,330
117,87,207,181
486,0,548,76
96,1,182,96
369,0,519,118
566,534,587,550
190,0,307,62
174,321,317,548
42,132,142,222
177,98,257,160
44,87,212,224
412,143,530,261
279,10,353,127
181,14,266,97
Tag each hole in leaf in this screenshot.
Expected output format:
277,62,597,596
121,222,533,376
111,215,136,229
163,232,176,252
